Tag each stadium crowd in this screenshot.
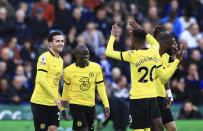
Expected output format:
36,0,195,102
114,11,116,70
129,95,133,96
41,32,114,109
0,0,202,125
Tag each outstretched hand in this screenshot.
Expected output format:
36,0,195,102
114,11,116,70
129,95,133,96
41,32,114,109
111,23,119,37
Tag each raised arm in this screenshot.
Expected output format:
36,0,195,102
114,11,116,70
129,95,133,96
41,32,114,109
156,59,179,84
156,46,185,83
106,24,122,60
129,18,160,50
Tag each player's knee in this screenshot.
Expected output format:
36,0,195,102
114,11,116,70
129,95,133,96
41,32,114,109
48,125,58,131
166,124,177,131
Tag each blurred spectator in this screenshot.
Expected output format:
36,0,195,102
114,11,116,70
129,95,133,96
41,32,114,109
0,7,15,40
81,22,105,56
164,22,173,33
185,63,201,105
70,7,86,35
71,0,92,20
179,9,197,31
180,23,202,48
0,48,15,75
38,36,49,54
165,0,182,17
18,2,30,19
197,0,203,32
33,0,55,28
127,3,143,22
144,6,162,28
66,26,77,49
84,0,100,11
142,21,153,34
162,11,182,38
172,78,190,102
197,38,203,57
63,51,72,67
111,67,121,82
111,76,129,100
0,60,8,79
177,100,202,119
24,61,35,90
112,13,124,27
20,38,37,62
189,49,202,68
29,7,49,45
97,76,129,131
0,37,21,63
107,1,128,20
76,35,96,60
93,5,111,38
0,78,18,104
11,76,31,103
53,0,71,35
98,47,111,79
0,0,15,18
14,9,31,43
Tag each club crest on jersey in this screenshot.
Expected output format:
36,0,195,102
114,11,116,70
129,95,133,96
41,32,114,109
40,123,46,129
77,121,82,127
41,56,47,62
89,72,94,77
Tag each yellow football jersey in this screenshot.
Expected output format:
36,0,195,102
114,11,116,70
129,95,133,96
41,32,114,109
155,53,170,97
62,62,109,107
30,51,63,106
122,47,162,99
106,34,179,100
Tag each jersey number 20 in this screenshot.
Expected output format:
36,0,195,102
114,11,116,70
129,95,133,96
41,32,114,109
138,65,156,83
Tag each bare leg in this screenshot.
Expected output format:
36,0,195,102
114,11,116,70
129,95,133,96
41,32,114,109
164,121,177,131
151,117,164,131
48,125,58,131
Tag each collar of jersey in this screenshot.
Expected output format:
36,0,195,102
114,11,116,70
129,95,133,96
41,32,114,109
49,50,60,58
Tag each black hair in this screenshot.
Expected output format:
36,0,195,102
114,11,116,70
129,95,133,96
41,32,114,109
153,26,168,38
48,32,63,42
158,33,175,43
132,29,147,44
74,45,88,57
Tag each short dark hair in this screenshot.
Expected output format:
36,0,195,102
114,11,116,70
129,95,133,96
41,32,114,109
132,29,147,44
48,32,63,42
158,33,175,43
74,45,88,57
153,26,168,38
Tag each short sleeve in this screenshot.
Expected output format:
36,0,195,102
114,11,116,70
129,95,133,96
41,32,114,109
121,50,132,62
37,55,48,72
96,66,104,83
63,68,70,84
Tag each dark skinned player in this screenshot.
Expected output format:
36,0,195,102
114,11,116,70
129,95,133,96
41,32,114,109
61,45,110,131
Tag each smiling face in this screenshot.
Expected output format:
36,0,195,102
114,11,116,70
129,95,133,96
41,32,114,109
50,35,64,53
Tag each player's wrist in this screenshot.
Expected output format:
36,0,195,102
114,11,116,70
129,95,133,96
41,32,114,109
166,89,173,101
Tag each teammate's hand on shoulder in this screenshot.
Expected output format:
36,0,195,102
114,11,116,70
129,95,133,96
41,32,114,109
61,99,69,108
105,107,110,120
62,110,70,121
55,98,62,110
111,23,119,37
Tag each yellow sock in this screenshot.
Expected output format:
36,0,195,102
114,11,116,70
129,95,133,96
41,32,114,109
134,129,144,131
144,128,151,131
